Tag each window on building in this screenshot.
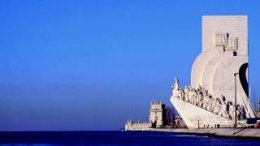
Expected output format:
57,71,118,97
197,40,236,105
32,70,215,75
233,51,237,56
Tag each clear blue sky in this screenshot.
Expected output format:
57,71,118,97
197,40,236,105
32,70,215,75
0,0,259,131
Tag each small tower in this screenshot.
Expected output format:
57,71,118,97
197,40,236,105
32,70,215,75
149,102,166,128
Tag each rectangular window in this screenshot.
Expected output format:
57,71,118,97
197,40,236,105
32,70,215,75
233,51,237,56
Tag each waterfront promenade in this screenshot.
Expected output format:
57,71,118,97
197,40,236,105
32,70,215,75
128,128,260,139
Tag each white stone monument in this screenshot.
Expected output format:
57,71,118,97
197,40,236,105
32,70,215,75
171,16,256,129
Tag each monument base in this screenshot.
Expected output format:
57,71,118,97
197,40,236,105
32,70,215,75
171,96,238,129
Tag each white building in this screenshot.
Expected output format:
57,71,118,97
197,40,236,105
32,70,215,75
149,102,166,128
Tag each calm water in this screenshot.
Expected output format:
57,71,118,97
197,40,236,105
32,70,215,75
0,131,260,146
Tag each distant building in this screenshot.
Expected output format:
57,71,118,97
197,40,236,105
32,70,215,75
125,120,150,131
149,102,166,128
165,106,175,125
256,112,260,118
125,101,166,130
125,100,188,131
173,116,186,128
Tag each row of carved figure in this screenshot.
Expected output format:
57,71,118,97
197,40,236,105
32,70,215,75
172,78,247,120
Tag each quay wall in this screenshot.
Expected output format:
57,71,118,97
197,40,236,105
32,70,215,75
127,128,260,139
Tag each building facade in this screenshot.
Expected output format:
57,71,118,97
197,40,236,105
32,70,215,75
149,102,166,128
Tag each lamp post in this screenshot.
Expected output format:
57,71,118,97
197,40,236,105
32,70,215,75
234,73,239,128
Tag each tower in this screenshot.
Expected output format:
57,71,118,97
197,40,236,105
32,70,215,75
191,16,254,118
171,16,256,129
149,102,166,128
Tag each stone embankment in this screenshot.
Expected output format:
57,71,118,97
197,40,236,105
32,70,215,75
128,128,260,139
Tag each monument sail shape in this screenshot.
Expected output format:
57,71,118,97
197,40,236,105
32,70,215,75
171,16,256,129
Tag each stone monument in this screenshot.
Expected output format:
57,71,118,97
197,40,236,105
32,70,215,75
171,16,256,129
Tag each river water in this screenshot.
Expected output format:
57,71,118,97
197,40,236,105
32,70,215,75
1,131,260,145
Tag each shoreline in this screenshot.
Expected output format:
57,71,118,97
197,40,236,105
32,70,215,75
127,128,260,139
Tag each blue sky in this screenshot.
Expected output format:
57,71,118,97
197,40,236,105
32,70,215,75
0,0,259,131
